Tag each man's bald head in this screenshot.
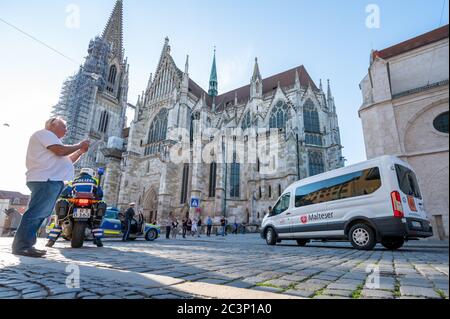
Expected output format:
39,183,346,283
45,117,67,139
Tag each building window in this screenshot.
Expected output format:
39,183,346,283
241,112,251,131
309,151,325,176
278,184,282,197
433,112,449,133
209,162,217,198
257,157,260,172
259,186,262,199
230,153,240,198
305,133,323,146
269,101,290,130
304,99,321,133
98,110,109,133
145,108,168,155
268,185,272,199
180,164,189,204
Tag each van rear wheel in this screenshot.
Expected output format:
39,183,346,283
296,239,309,246
381,237,404,250
349,224,376,250
265,228,277,246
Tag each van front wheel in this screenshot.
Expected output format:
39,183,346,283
265,228,277,246
349,224,376,250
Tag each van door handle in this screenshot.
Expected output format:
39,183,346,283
285,213,291,216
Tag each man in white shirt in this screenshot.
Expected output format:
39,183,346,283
12,117,90,258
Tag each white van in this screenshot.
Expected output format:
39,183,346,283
261,155,433,250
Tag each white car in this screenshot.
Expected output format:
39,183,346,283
261,155,433,250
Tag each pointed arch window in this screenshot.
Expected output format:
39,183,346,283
269,101,290,130
190,112,200,145
230,152,240,198
309,151,325,177
241,112,252,132
180,164,189,204
108,65,117,85
98,110,109,133
145,108,168,155
209,162,217,198
304,99,321,133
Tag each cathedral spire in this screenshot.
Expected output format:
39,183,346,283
208,48,218,97
102,0,124,61
252,57,262,82
250,57,263,100
327,79,333,100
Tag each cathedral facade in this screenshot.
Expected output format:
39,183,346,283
103,37,344,226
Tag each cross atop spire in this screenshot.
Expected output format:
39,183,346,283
208,47,218,97
102,0,124,61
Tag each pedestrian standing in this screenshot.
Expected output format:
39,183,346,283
186,217,192,237
123,203,136,241
191,217,198,237
233,221,239,235
220,216,226,236
182,217,188,238
206,216,213,237
171,218,179,239
12,117,89,258
197,217,202,238
224,218,229,236
165,212,173,239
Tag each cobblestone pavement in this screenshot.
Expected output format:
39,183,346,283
0,235,448,299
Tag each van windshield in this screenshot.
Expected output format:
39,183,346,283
395,165,422,199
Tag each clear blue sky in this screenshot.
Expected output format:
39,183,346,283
0,0,448,194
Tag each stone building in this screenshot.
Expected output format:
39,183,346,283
103,37,344,227
52,0,129,171
359,25,449,239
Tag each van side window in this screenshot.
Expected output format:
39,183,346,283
295,167,382,208
272,193,291,216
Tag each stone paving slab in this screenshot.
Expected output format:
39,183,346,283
0,235,448,299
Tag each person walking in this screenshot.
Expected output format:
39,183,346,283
122,203,136,242
12,117,89,258
171,218,179,239
206,216,213,237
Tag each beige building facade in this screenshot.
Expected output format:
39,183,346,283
359,25,449,240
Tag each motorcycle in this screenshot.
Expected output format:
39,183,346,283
53,168,107,248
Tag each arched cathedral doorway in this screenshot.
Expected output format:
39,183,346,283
143,187,158,223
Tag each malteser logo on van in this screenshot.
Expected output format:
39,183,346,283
301,212,334,224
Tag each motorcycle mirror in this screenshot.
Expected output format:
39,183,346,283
98,167,105,176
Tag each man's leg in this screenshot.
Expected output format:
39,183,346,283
92,220,104,248
12,181,63,254
122,219,131,241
